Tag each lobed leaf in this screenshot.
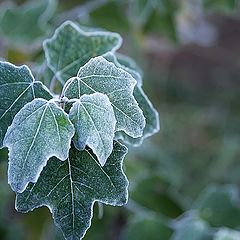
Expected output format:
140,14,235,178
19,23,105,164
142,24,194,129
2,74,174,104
3,98,75,193
103,52,159,146
16,142,128,240
44,21,122,85
115,86,160,146
69,93,116,166
0,62,52,148
63,56,146,138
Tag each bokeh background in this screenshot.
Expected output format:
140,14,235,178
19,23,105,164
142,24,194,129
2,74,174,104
1,0,240,239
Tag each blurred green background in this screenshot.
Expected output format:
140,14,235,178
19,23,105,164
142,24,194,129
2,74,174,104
1,0,240,239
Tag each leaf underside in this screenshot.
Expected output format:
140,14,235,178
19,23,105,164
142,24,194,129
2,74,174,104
64,56,146,139
3,98,75,193
0,62,52,148
69,93,116,166
16,142,128,240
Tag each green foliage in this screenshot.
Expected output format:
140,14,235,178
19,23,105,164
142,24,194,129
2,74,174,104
0,20,159,239
0,0,239,239
44,21,121,84
4,98,75,193
0,62,52,148
16,142,128,240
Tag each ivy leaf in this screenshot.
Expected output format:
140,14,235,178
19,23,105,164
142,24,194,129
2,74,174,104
64,56,146,138
44,21,122,85
16,142,128,240
3,98,75,193
0,62,52,148
69,93,116,166
103,52,159,146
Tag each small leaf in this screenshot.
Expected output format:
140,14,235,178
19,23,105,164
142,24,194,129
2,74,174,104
0,61,52,148
103,52,159,146
64,56,146,138
3,98,75,193
69,93,116,166
44,21,122,84
16,142,128,240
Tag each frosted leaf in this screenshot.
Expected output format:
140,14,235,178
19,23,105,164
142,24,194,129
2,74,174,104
63,56,146,138
103,52,159,146
0,61,52,148
44,21,122,85
116,87,160,146
103,52,142,86
3,98,75,193
16,142,128,240
69,93,116,166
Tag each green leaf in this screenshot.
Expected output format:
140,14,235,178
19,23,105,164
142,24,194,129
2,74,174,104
103,52,142,86
103,52,159,146
192,185,240,228
116,86,160,146
3,98,75,193
63,56,146,138
0,0,57,46
0,62,52,148
16,142,128,240
44,21,122,85
69,93,116,166
214,228,240,240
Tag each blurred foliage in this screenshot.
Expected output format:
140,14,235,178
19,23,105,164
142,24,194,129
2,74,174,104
1,0,240,239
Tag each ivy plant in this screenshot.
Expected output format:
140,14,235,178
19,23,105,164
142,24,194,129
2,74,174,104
0,21,159,240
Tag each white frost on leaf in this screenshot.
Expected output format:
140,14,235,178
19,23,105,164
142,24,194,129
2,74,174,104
63,56,146,139
103,52,160,146
0,61,52,148
69,93,116,166
16,142,129,240
3,98,75,193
